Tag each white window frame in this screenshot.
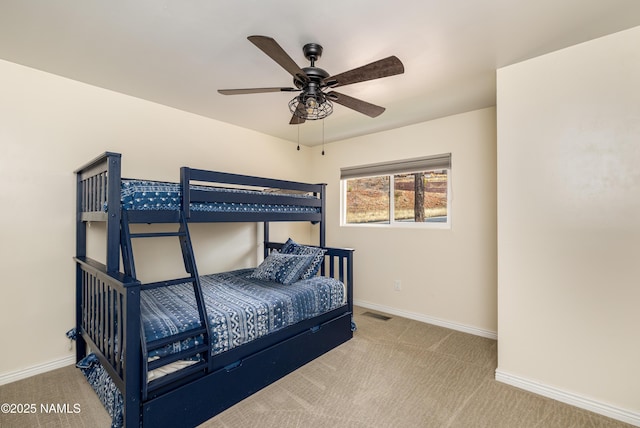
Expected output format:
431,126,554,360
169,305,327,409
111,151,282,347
340,154,452,229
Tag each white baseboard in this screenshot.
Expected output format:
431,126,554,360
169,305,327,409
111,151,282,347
353,299,497,340
0,355,75,386
495,369,640,427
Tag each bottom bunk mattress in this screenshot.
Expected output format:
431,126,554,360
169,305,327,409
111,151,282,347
142,268,346,359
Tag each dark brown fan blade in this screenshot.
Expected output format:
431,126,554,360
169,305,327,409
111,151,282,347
325,56,404,88
248,36,308,82
290,114,306,125
289,102,306,124
327,91,385,117
218,87,298,95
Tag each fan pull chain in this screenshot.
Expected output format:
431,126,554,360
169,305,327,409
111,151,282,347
322,119,325,156
297,124,300,151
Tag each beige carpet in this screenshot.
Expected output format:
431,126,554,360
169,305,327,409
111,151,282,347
0,307,632,427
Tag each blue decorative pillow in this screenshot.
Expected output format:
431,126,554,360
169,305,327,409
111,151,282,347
280,238,326,279
250,251,315,285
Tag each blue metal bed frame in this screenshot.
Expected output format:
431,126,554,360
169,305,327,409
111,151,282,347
74,152,354,427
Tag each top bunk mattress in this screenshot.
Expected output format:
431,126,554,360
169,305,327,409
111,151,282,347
121,179,320,214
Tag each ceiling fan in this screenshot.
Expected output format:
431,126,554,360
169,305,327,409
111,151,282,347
218,36,405,124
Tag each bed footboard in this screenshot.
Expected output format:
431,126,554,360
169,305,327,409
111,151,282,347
75,256,142,427
322,246,355,316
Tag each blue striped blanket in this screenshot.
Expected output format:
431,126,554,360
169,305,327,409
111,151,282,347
141,268,345,357
121,179,319,214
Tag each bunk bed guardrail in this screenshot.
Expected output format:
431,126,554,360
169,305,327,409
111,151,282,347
74,256,142,426
181,166,324,218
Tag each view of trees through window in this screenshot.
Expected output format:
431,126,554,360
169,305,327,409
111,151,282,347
345,170,448,224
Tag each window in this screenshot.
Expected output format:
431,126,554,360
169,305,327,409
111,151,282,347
341,154,451,227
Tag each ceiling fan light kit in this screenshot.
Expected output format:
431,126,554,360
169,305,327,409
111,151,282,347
218,36,405,124
288,93,333,121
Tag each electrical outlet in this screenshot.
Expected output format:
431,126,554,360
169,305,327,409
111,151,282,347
393,280,402,291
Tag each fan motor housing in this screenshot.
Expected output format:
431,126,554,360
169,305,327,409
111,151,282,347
294,66,329,89
293,43,329,89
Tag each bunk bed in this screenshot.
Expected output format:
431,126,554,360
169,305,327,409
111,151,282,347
74,152,354,427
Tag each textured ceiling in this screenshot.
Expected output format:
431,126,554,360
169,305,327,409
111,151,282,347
1,1,639,145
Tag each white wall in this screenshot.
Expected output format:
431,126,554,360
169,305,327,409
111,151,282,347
0,60,498,382
0,59,313,381
310,108,497,336
496,26,640,422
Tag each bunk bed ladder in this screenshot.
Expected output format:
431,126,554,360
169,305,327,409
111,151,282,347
120,210,212,399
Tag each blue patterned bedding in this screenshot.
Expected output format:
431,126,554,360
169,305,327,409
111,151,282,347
121,179,319,214
141,268,345,358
